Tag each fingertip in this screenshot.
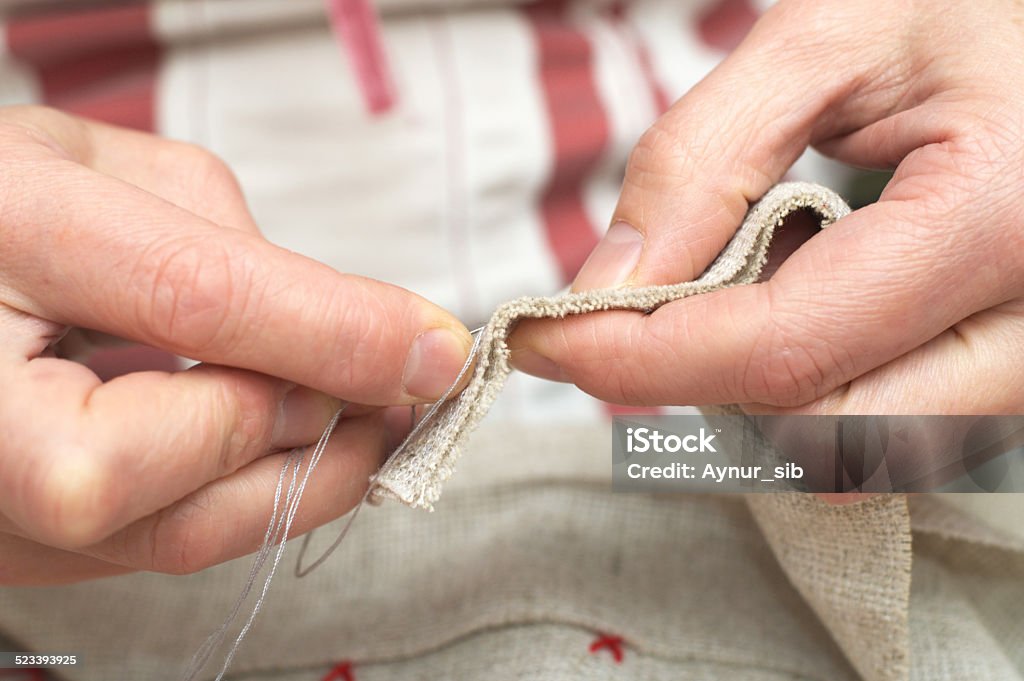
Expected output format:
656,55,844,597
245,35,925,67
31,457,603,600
507,318,561,378
272,385,345,449
401,323,474,402
571,221,645,292
509,346,571,382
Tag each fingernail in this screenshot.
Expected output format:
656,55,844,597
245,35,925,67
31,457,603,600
573,221,644,291
272,384,340,449
511,348,571,382
403,327,471,400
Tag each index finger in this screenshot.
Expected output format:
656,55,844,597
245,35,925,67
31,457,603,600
0,152,471,405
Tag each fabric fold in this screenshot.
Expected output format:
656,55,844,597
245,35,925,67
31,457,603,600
747,494,913,681
370,181,851,510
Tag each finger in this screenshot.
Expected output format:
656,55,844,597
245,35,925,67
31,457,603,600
1,106,259,233
569,2,922,291
0,150,472,405
86,121,262,234
83,409,393,574
511,187,1023,407
757,298,1024,415
0,357,344,548
752,300,1024,499
0,302,67,361
0,532,131,585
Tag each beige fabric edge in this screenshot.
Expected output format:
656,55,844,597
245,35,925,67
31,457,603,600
747,494,912,681
370,181,852,510
700,405,914,681
365,182,925,681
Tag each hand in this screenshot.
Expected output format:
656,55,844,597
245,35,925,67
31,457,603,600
510,0,1024,416
0,107,472,584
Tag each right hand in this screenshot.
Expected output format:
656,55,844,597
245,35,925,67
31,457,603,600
0,106,472,585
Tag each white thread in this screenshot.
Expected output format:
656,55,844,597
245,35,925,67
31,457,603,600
181,404,347,681
184,326,487,678
293,326,486,577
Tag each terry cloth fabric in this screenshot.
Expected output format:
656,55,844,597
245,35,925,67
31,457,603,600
370,181,852,510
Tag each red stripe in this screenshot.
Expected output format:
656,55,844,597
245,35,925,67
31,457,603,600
607,2,670,115
5,5,153,64
326,0,397,114
525,2,609,284
526,4,663,417
696,0,759,53
628,26,671,115
7,5,181,378
86,346,181,382
6,4,160,131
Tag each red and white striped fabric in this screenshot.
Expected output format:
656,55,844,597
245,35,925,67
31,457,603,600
0,0,799,423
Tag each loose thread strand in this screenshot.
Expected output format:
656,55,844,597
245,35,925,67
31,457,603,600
181,404,348,681
293,326,485,578
185,325,485,679
182,446,298,680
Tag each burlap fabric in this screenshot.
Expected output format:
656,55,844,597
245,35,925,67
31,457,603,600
0,426,1021,680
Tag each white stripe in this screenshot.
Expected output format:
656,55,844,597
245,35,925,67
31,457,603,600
0,22,41,107
632,0,722,102
153,0,326,43
580,13,657,238
440,7,563,320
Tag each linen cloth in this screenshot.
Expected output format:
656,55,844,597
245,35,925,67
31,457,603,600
0,426,1022,680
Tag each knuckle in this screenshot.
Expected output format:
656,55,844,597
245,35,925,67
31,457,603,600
173,142,239,187
739,301,841,407
626,125,684,189
26,445,118,548
133,235,254,353
146,497,221,575
742,340,821,406
209,371,274,474
327,284,398,396
568,315,653,405
0,105,87,160
168,142,247,205
621,318,683,404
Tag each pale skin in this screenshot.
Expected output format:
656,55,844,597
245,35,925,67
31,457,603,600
0,108,473,584
511,0,1024,419
3,0,1022,585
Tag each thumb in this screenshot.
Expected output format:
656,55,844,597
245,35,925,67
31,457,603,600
570,0,908,291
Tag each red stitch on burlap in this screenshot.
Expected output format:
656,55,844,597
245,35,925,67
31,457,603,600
589,633,626,663
320,660,355,681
